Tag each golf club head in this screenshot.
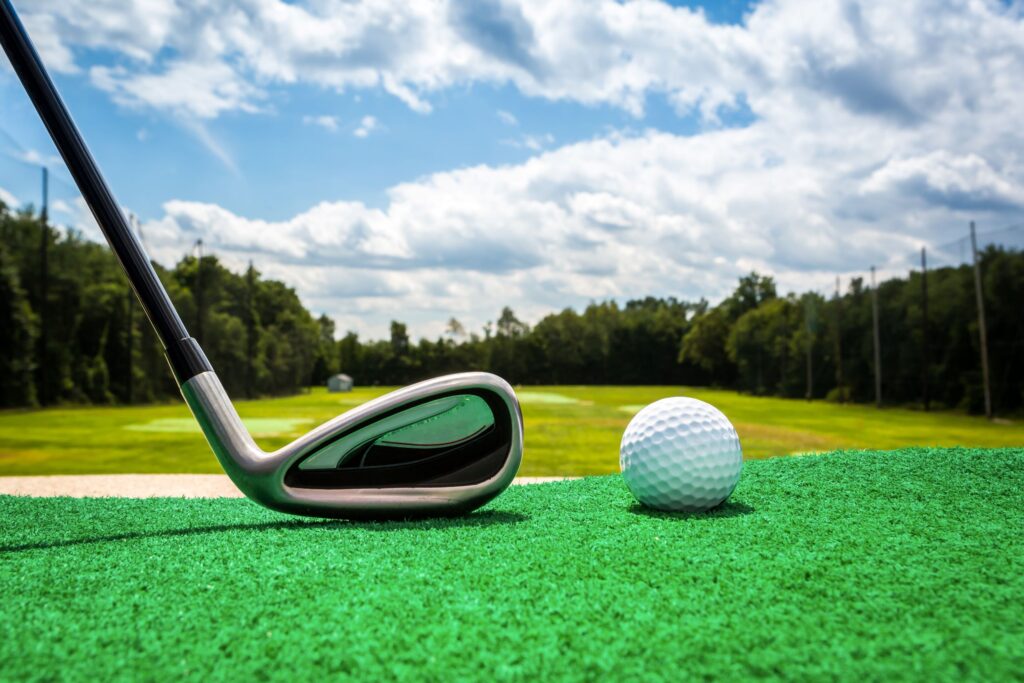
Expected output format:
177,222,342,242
182,371,523,519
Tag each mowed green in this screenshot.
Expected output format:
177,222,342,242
0,386,1021,476
1,449,1021,680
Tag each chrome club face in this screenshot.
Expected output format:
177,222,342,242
0,0,524,519
182,371,523,518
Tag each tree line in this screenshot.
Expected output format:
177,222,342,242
1,202,330,407
335,256,1022,415
2,200,1021,414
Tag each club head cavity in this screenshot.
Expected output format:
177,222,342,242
181,371,523,519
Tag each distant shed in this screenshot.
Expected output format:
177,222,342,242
327,374,354,393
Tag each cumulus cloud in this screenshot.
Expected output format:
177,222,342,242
49,196,102,241
138,120,1020,337
860,152,1024,212
11,0,776,119
18,1,1024,125
90,60,264,120
23,0,180,66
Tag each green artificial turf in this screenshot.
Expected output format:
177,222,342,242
2,386,1023,476
1,448,1021,680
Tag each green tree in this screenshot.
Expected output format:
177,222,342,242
339,331,362,376
2,201,1023,412
390,321,410,354
727,297,799,395
679,308,733,385
724,272,777,318
0,243,38,406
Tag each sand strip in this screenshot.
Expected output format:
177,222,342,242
0,474,577,498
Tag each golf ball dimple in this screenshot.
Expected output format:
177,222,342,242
620,397,742,511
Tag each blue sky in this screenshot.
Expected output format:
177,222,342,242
1,0,1022,338
2,1,753,222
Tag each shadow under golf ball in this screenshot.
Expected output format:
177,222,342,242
626,500,755,520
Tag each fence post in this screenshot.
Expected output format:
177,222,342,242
246,260,256,399
194,238,204,342
969,222,993,419
871,266,881,408
804,297,814,400
834,276,844,403
37,166,49,404
920,247,929,411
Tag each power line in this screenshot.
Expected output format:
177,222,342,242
834,217,1019,416
886,220,1024,271
0,123,78,191
0,124,29,155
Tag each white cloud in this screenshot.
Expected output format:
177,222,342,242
20,13,79,74
353,115,379,138
860,152,1024,211
50,196,102,241
177,118,239,174
0,0,850,119
302,115,340,132
497,110,518,126
23,0,179,66
502,132,554,151
139,113,1022,338
15,0,1024,129
13,149,62,167
87,58,257,169
0,186,17,208
90,60,263,120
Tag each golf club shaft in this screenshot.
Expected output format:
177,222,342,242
0,0,211,383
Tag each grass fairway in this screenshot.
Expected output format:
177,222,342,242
1,448,1020,680
0,386,1021,476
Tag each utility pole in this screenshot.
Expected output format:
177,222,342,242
194,238,204,342
969,222,992,419
870,266,882,408
125,286,134,404
804,296,814,401
834,276,844,403
806,339,813,400
920,247,930,411
246,260,256,398
125,213,139,405
37,166,49,404
135,213,150,254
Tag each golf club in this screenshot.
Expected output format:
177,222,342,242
0,0,523,519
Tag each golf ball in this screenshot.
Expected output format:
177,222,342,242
620,397,742,511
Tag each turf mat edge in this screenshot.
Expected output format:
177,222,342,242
1,447,1022,681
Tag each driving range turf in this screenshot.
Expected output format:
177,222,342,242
1,386,1022,476
1,447,1021,680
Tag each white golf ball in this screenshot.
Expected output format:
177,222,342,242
620,397,742,511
